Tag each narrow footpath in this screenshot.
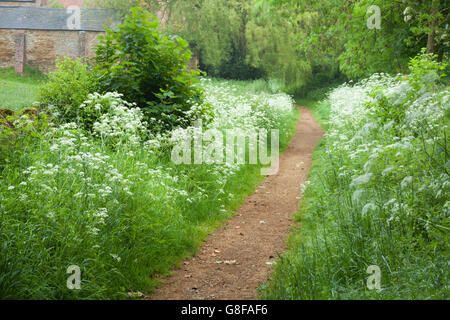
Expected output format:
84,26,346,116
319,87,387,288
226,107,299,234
149,106,324,300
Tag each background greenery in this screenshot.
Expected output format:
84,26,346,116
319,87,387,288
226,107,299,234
86,0,448,95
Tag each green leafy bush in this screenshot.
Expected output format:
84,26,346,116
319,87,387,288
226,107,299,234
37,58,100,123
94,7,211,131
365,51,448,126
407,49,448,93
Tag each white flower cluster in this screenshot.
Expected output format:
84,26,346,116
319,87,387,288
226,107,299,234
2,79,296,241
86,92,147,146
199,78,294,131
167,78,295,182
15,123,135,222
324,73,449,226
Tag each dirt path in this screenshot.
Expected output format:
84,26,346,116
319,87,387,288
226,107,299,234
149,106,324,300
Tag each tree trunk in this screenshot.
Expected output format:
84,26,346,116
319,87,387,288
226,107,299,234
426,0,440,54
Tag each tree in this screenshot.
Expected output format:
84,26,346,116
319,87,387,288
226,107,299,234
164,0,341,91
263,0,448,79
93,7,207,131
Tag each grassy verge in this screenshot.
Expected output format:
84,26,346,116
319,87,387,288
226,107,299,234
0,68,45,112
262,68,449,299
0,78,299,299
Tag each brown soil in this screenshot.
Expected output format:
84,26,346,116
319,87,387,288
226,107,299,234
148,106,324,300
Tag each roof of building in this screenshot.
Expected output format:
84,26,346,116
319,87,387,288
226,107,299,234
0,5,119,31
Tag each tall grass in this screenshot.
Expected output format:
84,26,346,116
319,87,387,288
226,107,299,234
262,55,449,300
0,78,298,299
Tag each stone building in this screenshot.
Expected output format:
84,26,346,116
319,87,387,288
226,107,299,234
0,0,119,73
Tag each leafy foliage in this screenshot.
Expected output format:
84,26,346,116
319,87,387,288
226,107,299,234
113,0,340,93
365,51,448,126
86,0,448,92
37,58,100,123
261,0,448,80
93,7,209,131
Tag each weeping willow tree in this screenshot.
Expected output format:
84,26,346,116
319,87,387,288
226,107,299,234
246,3,340,92
85,0,346,92
261,0,449,79
164,0,244,71
162,0,265,79
162,0,342,92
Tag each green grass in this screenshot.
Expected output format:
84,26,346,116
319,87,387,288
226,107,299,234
0,67,45,111
0,78,299,299
262,71,449,300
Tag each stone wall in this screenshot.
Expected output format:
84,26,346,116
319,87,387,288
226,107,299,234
0,6,118,73
0,29,103,72
0,5,199,73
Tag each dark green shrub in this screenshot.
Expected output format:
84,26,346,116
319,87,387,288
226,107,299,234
365,51,448,126
94,7,211,131
203,53,266,81
37,58,100,123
